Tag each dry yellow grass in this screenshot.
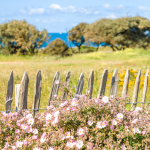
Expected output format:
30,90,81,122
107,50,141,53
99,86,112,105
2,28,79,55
0,48,150,112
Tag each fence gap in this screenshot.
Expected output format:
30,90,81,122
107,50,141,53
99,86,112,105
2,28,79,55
110,69,119,97
62,71,71,100
122,69,130,98
5,71,13,113
32,70,42,116
86,70,94,99
75,73,84,98
97,69,108,99
142,69,149,104
131,69,141,111
47,71,60,106
18,71,29,110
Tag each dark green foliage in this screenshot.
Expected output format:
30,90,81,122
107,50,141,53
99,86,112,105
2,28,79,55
42,38,72,57
68,23,88,53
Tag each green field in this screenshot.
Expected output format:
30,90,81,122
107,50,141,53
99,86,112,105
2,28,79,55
0,47,150,112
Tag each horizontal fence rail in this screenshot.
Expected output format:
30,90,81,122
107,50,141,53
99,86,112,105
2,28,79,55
3,69,150,116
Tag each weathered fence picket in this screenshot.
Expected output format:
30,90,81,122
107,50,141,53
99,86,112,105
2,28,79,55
47,71,60,106
5,71,13,113
62,71,71,100
18,71,29,110
122,69,130,98
97,69,108,98
142,69,149,103
110,69,119,96
75,73,84,97
32,70,42,116
131,69,141,111
86,70,94,99
3,68,150,114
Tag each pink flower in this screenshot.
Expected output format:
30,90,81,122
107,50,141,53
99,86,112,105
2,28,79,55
87,120,93,126
53,110,60,117
142,131,146,135
48,147,54,150
71,107,77,112
71,98,79,106
32,135,38,140
77,128,85,137
110,125,114,130
54,94,57,98
55,80,60,85
51,117,59,125
26,127,32,133
75,140,83,149
32,129,38,134
66,107,70,111
27,117,34,125
23,140,27,145
103,120,108,126
125,126,128,129
96,121,103,129
21,124,28,130
95,99,100,104
65,131,71,139
16,141,23,148
15,129,20,134
132,119,138,124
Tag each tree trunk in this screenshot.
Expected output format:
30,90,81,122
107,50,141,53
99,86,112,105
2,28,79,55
96,45,99,51
77,46,81,53
110,46,116,52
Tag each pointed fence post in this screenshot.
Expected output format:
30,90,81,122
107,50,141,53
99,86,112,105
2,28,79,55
142,69,149,104
122,69,130,98
110,69,119,97
86,70,94,99
62,71,71,100
131,70,141,111
97,69,108,99
47,71,60,106
32,70,42,116
5,71,13,113
18,71,29,110
15,84,21,111
75,73,84,98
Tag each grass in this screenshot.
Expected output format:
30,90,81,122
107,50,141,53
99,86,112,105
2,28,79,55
0,47,150,112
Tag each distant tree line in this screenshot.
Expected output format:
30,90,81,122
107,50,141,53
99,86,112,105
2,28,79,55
68,16,150,52
0,16,150,56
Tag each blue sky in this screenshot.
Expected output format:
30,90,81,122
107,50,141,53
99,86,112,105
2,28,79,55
0,0,150,33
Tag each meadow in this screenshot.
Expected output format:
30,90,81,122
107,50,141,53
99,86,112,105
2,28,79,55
0,47,150,112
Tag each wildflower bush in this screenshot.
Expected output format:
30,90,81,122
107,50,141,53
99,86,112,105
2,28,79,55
0,83,150,150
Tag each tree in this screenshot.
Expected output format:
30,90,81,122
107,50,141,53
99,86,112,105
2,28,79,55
0,20,50,54
42,38,72,57
83,19,113,51
68,23,88,53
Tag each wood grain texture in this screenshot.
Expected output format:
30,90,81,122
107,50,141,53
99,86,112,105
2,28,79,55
5,71,13,113
131,69,141,111
47,71,60,106
18,71,29,110
32,70,42,116
97,69,108,98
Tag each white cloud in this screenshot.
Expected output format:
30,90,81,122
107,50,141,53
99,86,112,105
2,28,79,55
29,8,45,15
19,10,26,14
118,5,123,8
49,4,62,10
103,4,110,8
94,11,99,14
138,6,150,11
106,14,116,19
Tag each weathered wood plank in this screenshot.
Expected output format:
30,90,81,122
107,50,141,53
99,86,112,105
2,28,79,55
142,69,149,103
131,69,141,111
47,71,60,106
5,71,13,113
97,69,108,98
110,69,119,96
75,73,84,97
32,70,42,116
18,71,29,110
15,84,21,111
122,69,130,98
62,71,71,100
86,70,94,99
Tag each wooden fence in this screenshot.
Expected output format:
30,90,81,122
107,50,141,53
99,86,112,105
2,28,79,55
4,69,149,116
